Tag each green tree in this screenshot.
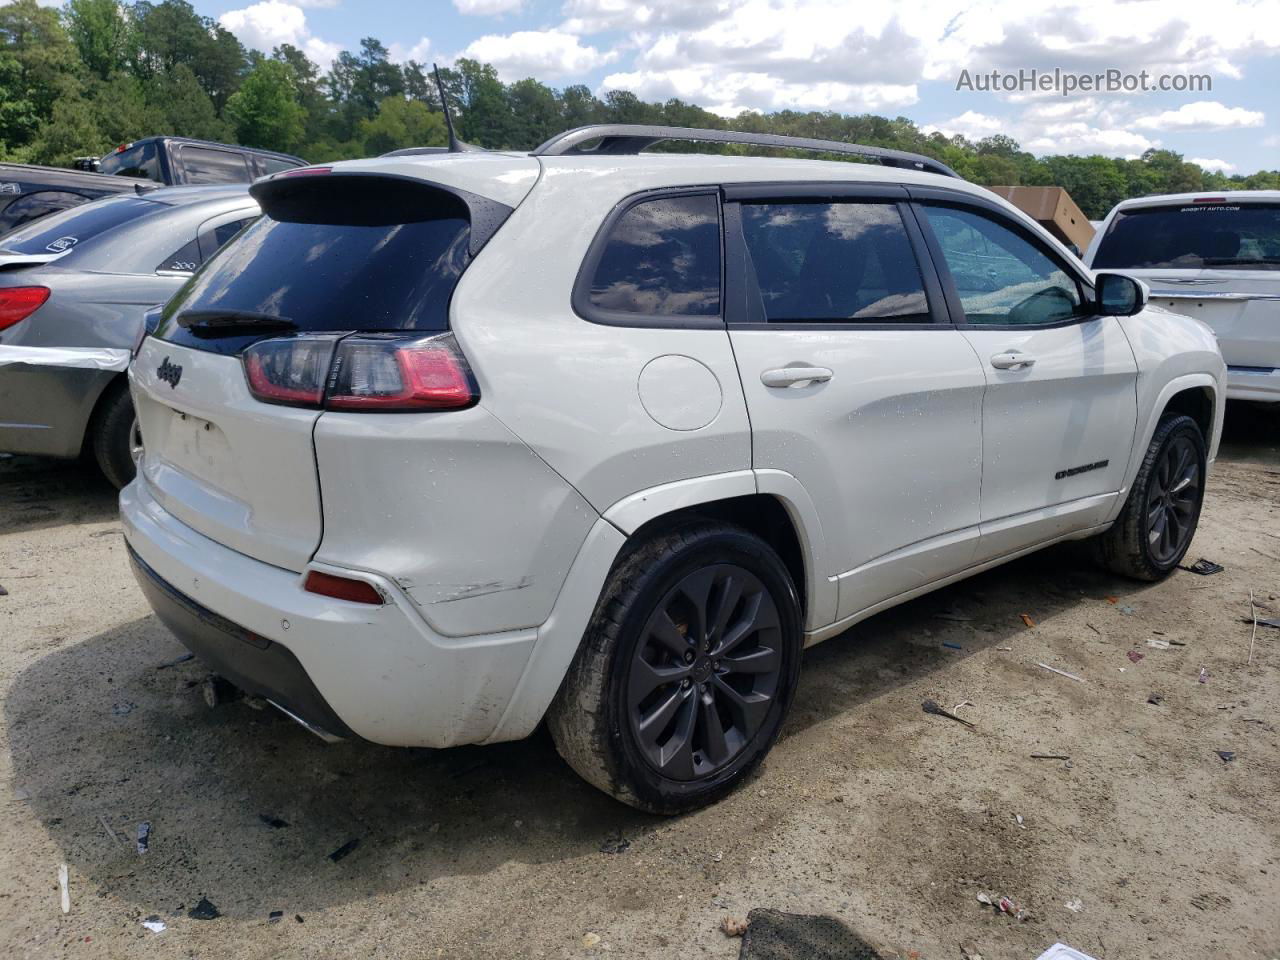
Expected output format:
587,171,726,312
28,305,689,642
506,77,560,148
64,0,133,80
146,62,230,140
455,58,514,146
27,92,106,165
131,0,245,109
225,59,305,152
0,0,83,133
358,95,445,155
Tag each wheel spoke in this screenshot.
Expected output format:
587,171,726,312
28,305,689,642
707,573,744,645
698,691,729,764
1148,510,1166,547
712,675,771,735
676,569,716,644
656,695,697,779
721,645,780,675
629,657,690,703
648,610,690,657
637,685,690,747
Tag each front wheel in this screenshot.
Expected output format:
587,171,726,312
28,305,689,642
547,524,802,814
1094,414,1206,581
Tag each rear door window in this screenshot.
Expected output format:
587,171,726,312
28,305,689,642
579,193,721,322
1093,203,1280,270
739,201,931,323
0,195,160,256
98,141,161,181
178,147,251,184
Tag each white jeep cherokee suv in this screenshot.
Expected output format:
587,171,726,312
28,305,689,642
1086,190,1279,404
122,126,1225,814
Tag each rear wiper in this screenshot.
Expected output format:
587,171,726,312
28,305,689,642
177,309,298,338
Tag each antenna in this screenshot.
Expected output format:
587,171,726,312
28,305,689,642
432,63,479,153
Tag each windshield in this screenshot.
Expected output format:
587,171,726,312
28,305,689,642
0,195,161,257
1093,202,1280,270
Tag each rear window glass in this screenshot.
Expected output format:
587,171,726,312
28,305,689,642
584,194,721,319
99,141,161,181
0,195,159,256
740,202,931,323
180,147,250,184
1093,203,1280,270
156,203,470,353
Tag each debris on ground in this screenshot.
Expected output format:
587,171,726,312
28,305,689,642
581,932,601,948
1021,613,1036,628
259,814,289,829
268,911,283,923
977,892,1029,921
1182,558,1225,576
188,897,220,920
737,909,881,958
1031,754,1070,760
922,699,975,728
0,583,8,596
1035,945,1099,960
327,838,360,863
1248,589,1259,665
960,943,984,960
1118,604,1137,616
97,813,123,848
1127,650,1145,663
1064,898,1084,913
58,863,69,914
111,701,135,717
154,653,195,670
934,607,974,622
1037,663,1087,683
1147,693,1165,706
721,915,749,937
941,641,963,650
136,822,151,855
1199,667,1211,683
1146,638,1171,650
599,832,630,854
1217,751,1236,763
141,917,166,933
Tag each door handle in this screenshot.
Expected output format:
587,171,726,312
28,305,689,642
761,366,834,388
990,351,1036,370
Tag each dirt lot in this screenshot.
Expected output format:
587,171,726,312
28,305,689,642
1,403,1277,960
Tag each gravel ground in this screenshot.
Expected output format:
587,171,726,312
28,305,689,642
1,402,1277,960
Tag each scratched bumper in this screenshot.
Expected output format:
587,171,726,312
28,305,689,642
121,472,537,748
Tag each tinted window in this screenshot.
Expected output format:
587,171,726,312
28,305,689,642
740,202,930,323
98,141,161,181
0,191,89,234
156,212,470,353
1093,203,1280,270
212,217,255,248
586,194,720,317
259,156,299,175
0,195,160,256
156,237,201,274
179,147,250,184
924,206,1084,326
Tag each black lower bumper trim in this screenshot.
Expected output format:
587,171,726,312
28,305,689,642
127,543,355,740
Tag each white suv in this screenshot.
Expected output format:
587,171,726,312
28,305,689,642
1086,190,1279,404
122,126,1225,813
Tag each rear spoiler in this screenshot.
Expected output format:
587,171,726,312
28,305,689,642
0,251,66,270
251,170,514,257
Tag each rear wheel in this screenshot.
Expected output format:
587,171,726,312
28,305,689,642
547,523,802,814
1095,414,1206,581
90,381,140,490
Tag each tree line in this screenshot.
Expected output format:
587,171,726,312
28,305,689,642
1,0,1276,219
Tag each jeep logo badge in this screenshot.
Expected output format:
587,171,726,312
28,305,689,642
156,357,183,389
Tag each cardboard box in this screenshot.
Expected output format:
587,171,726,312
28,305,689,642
987,186,1095,253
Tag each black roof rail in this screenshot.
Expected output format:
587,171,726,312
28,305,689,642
531,124,960,178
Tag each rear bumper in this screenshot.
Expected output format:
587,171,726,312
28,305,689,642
121,474,541,748
1226,365,1280,403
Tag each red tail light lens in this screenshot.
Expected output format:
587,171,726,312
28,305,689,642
303,570,384,605
327,334,477,411
243,336,335,407
0,286,50,331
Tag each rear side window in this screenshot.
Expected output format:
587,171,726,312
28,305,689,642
179,147,250,184
0,195,159,256
212,217,255,248
739,202,931,323
156,177,472,354
259,156,300,176
99,141,161,181
581,194,721,321
923,206,1084,326
1093,203,1280,270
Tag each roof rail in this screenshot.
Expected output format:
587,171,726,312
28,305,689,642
532,124,960,178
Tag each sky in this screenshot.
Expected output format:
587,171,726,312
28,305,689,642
200,0,1280,173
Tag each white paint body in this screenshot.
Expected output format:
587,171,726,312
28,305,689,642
123,151,1226,748
1085,190,1280,403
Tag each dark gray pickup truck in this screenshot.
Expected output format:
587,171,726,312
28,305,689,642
0,136,303,234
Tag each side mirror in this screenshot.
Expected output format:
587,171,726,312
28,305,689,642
1094,272,1148,317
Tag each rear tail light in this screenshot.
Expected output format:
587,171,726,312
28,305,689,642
242,333,478,412
0,286,50,332
303,570,384,605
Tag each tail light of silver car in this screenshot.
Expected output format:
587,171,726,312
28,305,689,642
0,286,50,331
242,332,479,412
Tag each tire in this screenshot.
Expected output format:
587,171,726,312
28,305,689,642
90,381,141,490
1094,414,1206,581
547,523,802,815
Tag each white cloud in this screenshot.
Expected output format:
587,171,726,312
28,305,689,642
1133,100,1265,130
454,0,524,12
1026,122,1157,157
1190,156,1236,172
389,36,432,63
219,1,341,68
922,110,1002,140
560,0,733,34
459,30,616,79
